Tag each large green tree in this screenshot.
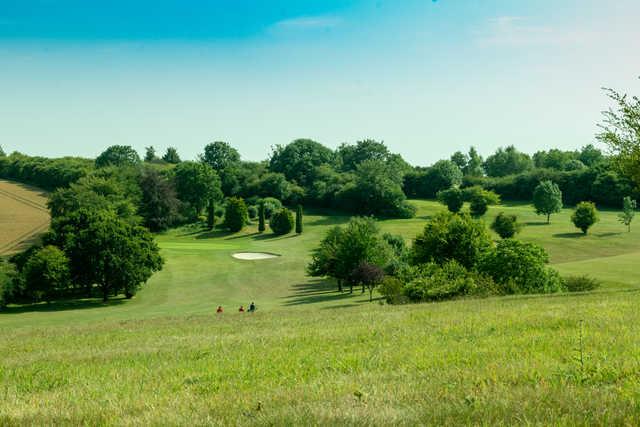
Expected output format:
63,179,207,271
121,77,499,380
201,141,241,171
533,180,563,223
412,212,493,269
49,209,163,301
95,145,141,168
308,217,394,293
483,145,533,177
173,161,222,220
597,86,640,188
337,159,415,218
269,139,335,186
139,167,181,231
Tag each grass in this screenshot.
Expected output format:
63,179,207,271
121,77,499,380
0,180,50,255
2,198,640,424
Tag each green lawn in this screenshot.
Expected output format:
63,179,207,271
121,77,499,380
2,200,640,424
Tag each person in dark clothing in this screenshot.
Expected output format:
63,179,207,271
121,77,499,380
248,302,256,312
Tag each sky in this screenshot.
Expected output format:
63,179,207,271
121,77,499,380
1,0,640,165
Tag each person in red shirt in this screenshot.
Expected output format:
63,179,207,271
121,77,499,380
238,305,245,313
216,306,223,313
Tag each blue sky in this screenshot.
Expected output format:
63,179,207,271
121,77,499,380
1,0,639,164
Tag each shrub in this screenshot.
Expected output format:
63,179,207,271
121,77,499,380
491,212,521,239
378,277,406,304
412,212,493,269
437,188,464,213
564,275,601,292
403,261,495,302
214,207,224,218
247,205,258,220
270,208,294,235
295,205,303,234
571,201,599,234
463,186,500,217
260,197,282,219
479,239,564,294
224,197,248,232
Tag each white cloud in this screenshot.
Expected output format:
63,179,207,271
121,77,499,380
476,16,591,47
271,16,342,31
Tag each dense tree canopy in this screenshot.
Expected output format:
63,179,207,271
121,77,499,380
484,146,533,177
138,167,182,231
173,162,222,219
95,145,141,168
162,147,181,164
412,212,493,269
269,139,336,186
201,141,241,171
308,217,395,292
48,208,163,301
22,245,70,303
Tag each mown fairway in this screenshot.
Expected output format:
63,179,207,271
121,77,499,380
0,180,49,256
2,200,640,424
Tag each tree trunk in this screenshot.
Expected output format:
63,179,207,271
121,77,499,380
349,283,353,294
369,287,373,302
337,279,343,293
362,283,365,293
547,213,550,224
102,283,109,303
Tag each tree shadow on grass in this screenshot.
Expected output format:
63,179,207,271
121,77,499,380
553,232,585,238
595,232,624,238
281,278,364,306
195,229,237,240
250,233,299,241
1,297,127,315
524,221,551,226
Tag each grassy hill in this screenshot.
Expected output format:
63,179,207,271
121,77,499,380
0,180,49,255
2,200,640,424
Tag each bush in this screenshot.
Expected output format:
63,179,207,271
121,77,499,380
214,207,225,218
463,186,500,217
378,277,407,304
247,205,258,220
491,212,521,239
412,212,493,269
564,275,601,292
479,239,564,294
0,259,20,309
437,188,464,213
270,208,294,235
571,201,599,234
403,261,495,302
224,197,248,232
260,197,282,219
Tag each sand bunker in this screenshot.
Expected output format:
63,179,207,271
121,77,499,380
232,252,280,260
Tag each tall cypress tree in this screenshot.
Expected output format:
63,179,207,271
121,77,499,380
207,199,215,230
258,202,266,233
295,204,303,234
